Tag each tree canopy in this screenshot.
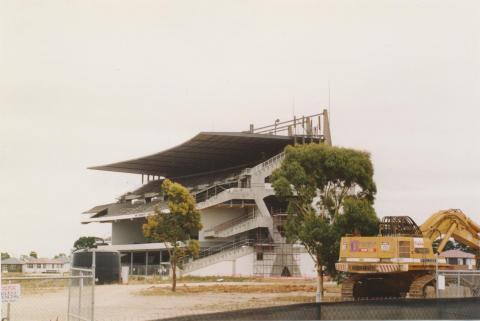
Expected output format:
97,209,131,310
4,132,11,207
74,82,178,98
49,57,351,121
29,251,38,258
73,236,97,251
54,253,68,259
272,143,379,300
1,252,10,260
143,179,202,291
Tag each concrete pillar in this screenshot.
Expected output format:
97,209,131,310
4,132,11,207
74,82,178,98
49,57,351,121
145,252,149,276
130,252,133,274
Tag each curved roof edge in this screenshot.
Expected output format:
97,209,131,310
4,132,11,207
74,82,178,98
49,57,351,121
89,131,315,177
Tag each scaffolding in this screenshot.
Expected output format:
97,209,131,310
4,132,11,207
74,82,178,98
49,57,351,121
253,214,302,277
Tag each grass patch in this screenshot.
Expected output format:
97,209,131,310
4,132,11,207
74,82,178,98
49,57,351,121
1,278,69,295
272,295,316,303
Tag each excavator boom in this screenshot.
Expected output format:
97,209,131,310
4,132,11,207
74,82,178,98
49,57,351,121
420,209,480,252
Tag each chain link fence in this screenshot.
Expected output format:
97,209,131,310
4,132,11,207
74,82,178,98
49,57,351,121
1,267,95,321
3,267,480,321
68,267,95,321
128,264,170,277
437,270,480,298
156,297,480,321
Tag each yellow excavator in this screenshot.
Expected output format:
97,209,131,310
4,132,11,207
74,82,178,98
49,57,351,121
336,209,480,299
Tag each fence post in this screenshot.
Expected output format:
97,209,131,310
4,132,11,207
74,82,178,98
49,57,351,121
435,253,439,298
67,272,72,321
79,271,83,319
92,250,96,321
316,303,321,320
457,272,461,297
6,280,11,321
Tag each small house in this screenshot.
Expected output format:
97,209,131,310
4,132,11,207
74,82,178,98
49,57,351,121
1,257,25,273
440,249,476,269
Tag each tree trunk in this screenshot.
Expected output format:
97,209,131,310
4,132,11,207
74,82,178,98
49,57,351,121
172,260,177,292
316,264,324,303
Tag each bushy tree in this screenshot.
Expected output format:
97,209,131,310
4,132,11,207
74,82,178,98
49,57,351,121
54,253,68,259
1,252,10,260
143,179,202,291
272,143,378,301
73,237,97,250
29,251,38,258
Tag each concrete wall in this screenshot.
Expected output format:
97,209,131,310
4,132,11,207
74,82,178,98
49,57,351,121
112,219,148,245
298,252,317,277
199,207,247,241
187,252,255,277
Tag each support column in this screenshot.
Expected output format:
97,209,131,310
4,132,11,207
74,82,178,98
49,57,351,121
145,252,149,276
130,252,133,274
159,250,163,276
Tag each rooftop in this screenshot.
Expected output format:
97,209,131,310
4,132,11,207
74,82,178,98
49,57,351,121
1,257,25,265
26,257,69,264
88,111,331,178
89,132,323,177
439,249,475,259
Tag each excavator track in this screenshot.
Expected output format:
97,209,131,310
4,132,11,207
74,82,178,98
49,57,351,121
341,275,361,300
408,274,435,298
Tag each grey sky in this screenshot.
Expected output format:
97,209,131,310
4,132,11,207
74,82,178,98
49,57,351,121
1,0,479,258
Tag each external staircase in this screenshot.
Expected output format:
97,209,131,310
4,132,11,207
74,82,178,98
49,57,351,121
194,152,285,209
204,212,269,239
182,239,255,274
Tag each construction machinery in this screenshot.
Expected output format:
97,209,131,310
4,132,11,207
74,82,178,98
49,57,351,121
336,209,480,299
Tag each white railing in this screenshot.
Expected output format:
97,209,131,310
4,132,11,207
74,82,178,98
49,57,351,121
183,247,254,274
205,212,255,234
196,188,253,209
182,239,255,273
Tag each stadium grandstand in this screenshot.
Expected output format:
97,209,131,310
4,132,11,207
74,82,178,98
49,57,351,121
82,111,332,277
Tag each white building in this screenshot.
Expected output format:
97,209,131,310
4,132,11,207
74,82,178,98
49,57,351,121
82,112,332,277
440,250,477,270
23,258,70,274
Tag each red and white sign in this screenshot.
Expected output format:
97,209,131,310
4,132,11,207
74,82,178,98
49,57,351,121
1,284,21,303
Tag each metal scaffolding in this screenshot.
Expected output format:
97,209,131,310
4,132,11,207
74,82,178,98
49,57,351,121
253,214,302,277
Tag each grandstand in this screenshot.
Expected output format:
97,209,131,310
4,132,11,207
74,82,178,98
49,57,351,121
82,111,332,277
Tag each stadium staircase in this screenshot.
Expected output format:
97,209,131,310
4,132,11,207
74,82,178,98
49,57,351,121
194,152,285,209
184,153,287,275
196,188,255,210
203,212,270,239
182,239,255,274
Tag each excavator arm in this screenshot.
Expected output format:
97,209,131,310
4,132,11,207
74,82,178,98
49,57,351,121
419,209,480,253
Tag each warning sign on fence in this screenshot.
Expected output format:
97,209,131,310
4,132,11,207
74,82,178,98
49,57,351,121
1,284,21,303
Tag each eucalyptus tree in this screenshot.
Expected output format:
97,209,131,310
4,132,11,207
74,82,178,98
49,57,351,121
272,143,378,301
143,179,202,291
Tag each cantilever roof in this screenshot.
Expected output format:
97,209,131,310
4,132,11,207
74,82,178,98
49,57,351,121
89,132,319,177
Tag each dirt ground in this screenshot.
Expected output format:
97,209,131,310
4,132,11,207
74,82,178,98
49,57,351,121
2,278,340,321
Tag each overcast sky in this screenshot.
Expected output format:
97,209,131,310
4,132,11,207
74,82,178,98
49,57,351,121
1,0,479,258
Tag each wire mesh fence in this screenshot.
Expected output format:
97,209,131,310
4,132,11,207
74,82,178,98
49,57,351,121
68,267,95,321
156,297,480,321
1,268,94,321
3,268,480,321
437,270,480,298
128,264,170,277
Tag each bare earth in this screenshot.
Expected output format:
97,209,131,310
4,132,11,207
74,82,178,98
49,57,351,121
2,280,339,321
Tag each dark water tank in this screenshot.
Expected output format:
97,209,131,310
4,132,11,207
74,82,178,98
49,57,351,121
72,249,121,284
